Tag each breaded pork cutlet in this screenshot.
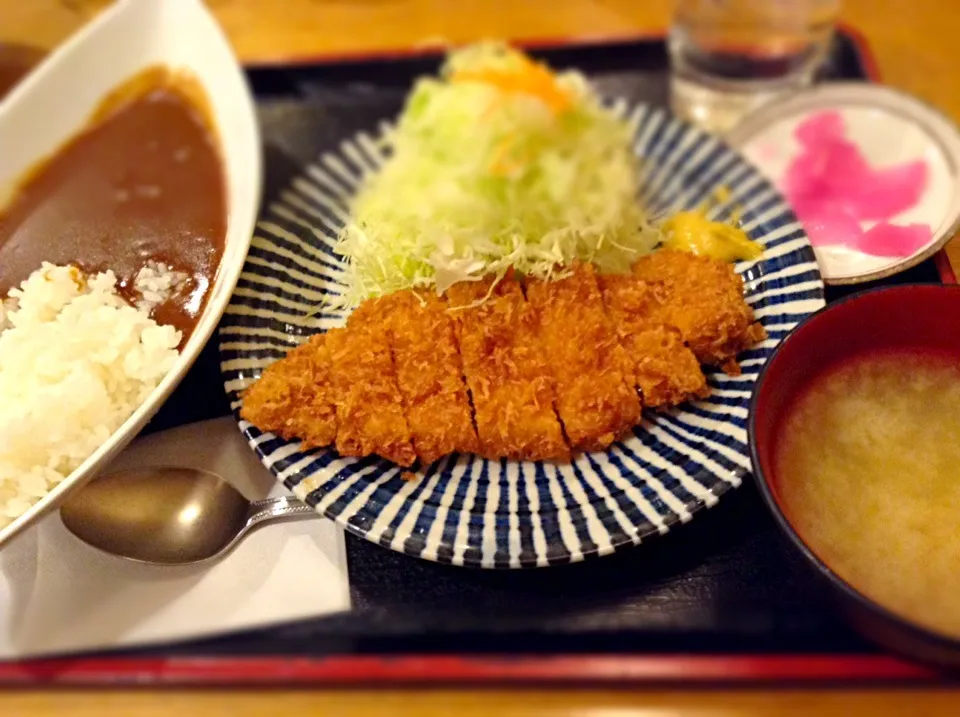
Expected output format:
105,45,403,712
448,277,568,461
240,334,338,449
526,263,641,451
599,274,709,408
240,253,769,467
631,250,766,374
326,321,416,467
349,291,479,465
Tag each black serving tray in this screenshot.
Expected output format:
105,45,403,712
4,30,953,686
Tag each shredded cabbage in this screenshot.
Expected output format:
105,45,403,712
330,42,660,308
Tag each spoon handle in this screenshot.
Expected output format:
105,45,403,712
244,495,317,530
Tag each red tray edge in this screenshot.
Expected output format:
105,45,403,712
0,653,945,687
4,25,952,688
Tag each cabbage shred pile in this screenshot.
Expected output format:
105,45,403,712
330,42,659,308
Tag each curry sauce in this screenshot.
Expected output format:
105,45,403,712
0,44,43,99
0,67,227,342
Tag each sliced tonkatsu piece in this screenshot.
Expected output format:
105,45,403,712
240,333,338,449
525,263,640,452
238,253,769,466
447,277,568,462
326,322,416,467
599,274,710,408
349,291,479,465
631,249,766,374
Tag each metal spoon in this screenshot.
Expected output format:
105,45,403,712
59,466,316,566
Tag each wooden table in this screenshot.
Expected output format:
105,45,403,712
3,1,960,714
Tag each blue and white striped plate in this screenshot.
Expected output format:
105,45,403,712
219,102,824,568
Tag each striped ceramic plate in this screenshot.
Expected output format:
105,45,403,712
219,102,824,568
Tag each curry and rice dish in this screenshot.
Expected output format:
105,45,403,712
0,67,226,526
0,67,226,341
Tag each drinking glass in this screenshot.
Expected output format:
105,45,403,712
669,0,841,134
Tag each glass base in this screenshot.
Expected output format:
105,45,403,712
669,73,809,136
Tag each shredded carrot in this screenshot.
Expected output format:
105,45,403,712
489,138,528,176
451,55,572,112
481,97,503,120
488,139,511,175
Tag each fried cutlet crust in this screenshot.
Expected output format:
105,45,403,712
352,290,479,465
239,334,338,449
326,323,417,467
526,263,641,451
240,252,767,466
631,249,767,373
599,274,710,408
448,277,569,461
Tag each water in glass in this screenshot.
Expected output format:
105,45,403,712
669,0,840,134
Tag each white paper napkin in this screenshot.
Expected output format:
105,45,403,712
0,417,351,658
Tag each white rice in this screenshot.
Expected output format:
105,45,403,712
0,263,182,527
133,260,189,313
0,299,13,332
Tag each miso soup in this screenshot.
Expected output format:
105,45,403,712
775,350,960,638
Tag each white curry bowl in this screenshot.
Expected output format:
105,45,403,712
0,0,262,548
